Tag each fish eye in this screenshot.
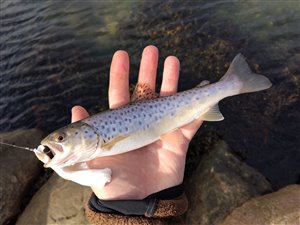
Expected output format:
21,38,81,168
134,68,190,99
58,136,64,141
54,133,66,142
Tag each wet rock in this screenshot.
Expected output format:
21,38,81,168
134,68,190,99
16,174,92,225
184,141,272,225
0,129,45,225
219,185,300,225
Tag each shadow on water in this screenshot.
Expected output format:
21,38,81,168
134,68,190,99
0,1,299,189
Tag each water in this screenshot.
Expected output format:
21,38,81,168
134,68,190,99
1,1,299,189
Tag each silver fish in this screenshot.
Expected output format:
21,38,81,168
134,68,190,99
36,54,272,168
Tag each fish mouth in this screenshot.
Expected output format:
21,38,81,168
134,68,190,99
42,146,54,159
40,141,64,168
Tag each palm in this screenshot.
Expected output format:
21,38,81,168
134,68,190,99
72,46,202,200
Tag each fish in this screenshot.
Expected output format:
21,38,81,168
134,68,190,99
35,53,272,170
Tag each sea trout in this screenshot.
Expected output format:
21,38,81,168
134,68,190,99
34,54,271,186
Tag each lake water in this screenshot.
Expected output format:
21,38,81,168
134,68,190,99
1,1,299,188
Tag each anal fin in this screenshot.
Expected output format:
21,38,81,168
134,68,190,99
201,104,224,121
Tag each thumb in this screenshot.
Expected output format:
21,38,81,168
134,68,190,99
71,105,89,123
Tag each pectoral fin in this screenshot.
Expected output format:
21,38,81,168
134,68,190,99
201,104,224,121
101,135,129,150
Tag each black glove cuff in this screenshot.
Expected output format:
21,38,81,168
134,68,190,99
88,183,184,217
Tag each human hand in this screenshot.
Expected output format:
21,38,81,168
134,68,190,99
71,45,203,200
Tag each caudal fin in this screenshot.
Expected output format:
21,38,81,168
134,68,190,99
220,53,272,94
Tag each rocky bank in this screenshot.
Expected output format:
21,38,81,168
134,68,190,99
184,141,272,225
0,129,45,225
1,130,298,225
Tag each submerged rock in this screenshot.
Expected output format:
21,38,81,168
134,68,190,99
184,141,272,225
16,174,91,225
219,185,300,225
0,129,45,225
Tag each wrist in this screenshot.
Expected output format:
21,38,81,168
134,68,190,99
85,184,188,225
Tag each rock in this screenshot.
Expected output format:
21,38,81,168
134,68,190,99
0,129,45,225
219,185,300,225
184,141,272,225
16,174,92,225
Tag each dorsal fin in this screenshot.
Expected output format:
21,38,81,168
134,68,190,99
131,83,158,102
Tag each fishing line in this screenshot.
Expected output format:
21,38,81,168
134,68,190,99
0,141,36,152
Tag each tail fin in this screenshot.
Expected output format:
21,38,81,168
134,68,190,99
220,53,272,94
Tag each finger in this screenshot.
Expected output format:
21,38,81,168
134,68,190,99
160,56,180,96
138,45,159,92
109,50,130,109
71,106,89,123
180,118,203,141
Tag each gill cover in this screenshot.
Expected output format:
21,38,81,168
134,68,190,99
41,121,99,168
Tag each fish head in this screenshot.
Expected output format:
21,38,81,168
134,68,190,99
38,121,99,168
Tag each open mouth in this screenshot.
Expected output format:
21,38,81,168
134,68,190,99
42,146,54,159
40,142,66,167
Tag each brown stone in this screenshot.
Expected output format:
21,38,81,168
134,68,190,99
184,141,272,225
0,129,45,225
16,174,92,225
219,185,300,225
